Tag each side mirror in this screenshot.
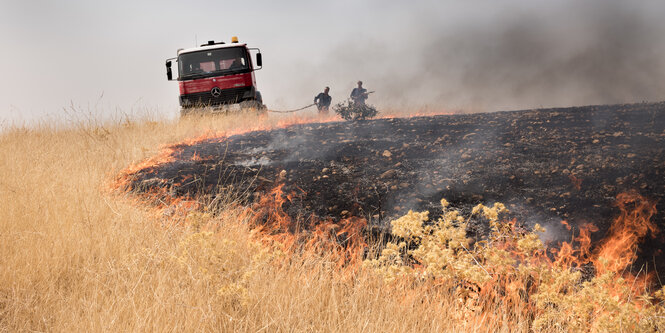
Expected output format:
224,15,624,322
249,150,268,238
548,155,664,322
256,53,262,67
166,61,173,81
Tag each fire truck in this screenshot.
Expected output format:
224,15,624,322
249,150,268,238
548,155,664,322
165,36,264,114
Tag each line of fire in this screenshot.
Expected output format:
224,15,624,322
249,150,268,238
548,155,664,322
115,95,665,270
113,36,665,328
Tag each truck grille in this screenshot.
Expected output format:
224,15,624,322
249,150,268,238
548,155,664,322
180,86,253,107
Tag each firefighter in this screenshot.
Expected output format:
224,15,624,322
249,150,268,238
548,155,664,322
229,56,245,70
314,86,332,113
350,80,369,106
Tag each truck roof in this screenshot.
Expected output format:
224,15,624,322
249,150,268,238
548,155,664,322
178,43,248,56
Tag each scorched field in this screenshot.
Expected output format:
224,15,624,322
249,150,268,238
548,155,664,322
2,103,665,332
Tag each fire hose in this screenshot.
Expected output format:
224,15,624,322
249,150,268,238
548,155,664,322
267,103,317,113
266,91,375,113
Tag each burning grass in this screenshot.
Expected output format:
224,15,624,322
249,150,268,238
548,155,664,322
0,110,471,332
366,193,665,331
1,107,664,332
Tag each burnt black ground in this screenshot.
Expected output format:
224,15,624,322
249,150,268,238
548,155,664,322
126,102,665,266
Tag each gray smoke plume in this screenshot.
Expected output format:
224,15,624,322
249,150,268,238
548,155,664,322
421,1,665,110
296,1,665,112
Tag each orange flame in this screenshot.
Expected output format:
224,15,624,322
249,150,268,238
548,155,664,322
110,111,661,325
246,182,368,268
112,110,453,193
592,190,658,275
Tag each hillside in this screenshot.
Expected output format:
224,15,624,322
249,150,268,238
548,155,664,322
2,105,664,332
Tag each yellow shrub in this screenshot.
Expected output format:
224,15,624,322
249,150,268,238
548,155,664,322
366,200,665,331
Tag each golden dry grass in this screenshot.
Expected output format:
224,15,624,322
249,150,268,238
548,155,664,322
2,109,661,332
0,111,489,332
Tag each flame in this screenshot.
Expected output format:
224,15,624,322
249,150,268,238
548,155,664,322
592,190,658,275
112,109,453,193
560,219,572,230
115,114,660,276
113,110,660,274
111,110,661,328
544,192,657,281
246,182,368,268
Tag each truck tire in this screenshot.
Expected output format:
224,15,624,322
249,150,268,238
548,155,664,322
255,91,264,105
239,100,265,111
239,91,266,112
255,91,267,112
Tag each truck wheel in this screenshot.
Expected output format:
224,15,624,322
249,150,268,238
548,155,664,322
255,91,267,112
255,91,264,104
239,100,265,112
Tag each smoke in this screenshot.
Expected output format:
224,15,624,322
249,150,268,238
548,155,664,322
423,2,665,110
294,1,665,112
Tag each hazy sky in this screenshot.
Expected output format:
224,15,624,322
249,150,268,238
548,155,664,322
2,1,665,123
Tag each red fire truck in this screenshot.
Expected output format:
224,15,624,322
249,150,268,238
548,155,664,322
165,36,264,113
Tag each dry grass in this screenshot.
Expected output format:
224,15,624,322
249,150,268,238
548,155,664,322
0,111,487,332
3,109,660,332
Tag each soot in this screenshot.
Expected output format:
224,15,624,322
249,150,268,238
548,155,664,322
125,102,665,270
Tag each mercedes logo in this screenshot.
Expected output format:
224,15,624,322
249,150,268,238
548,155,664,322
211,87,222,98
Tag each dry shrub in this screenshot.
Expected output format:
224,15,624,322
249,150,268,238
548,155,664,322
3,108,662,332
365,200,665,331
0,111,472,332
333,101,379,121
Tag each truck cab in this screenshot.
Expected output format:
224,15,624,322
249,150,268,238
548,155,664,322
165,37,264,112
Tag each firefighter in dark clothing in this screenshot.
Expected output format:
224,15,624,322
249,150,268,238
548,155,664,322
350,80,368,106
314,86,332,113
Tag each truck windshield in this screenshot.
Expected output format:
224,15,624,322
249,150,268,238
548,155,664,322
178,47,249,79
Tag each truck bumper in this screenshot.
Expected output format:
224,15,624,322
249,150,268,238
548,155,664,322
180,86,257,108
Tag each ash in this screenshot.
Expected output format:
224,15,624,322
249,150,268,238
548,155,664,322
126,102,665,252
